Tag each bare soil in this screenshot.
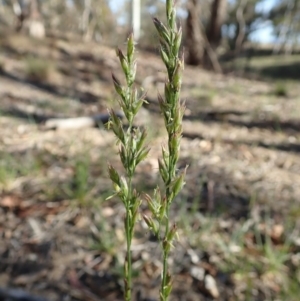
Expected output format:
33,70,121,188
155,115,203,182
0,33,299,301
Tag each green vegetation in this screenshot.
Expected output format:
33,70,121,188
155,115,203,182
107,1,185,300
272,81,288,97
107,34,148,301
0,2,300,300
0,151,41,189
24,56,53,81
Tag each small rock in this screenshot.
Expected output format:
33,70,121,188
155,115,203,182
204,274,219,298
102,207,115,217
29,20,46,39
187,248,200,264
190,266,205,281
228,244,241,253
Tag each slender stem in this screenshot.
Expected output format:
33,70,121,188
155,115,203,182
109,34,148,301
161,202,170,300
161,144,172,296
125,216,132,301
124,118,134,301
161,144,176,299
125,177,133,301
158,1,183,298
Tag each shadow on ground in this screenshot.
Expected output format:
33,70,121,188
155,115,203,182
259,61,300,80
0,70,101,104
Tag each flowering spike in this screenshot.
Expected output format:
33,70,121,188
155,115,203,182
153,17,170,43
108,164,121,186
112,73,123,96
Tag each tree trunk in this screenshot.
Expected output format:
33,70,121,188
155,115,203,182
28,0,45,39
273,0,295,54
206,0,227,49
185,0,204,65
12,0,45,37
11,0,30,31
130,0,141,41
234,0,247,55
81,0,91,40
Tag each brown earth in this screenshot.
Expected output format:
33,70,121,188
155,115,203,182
0,33,299,301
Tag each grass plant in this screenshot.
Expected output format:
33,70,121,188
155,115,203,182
107,33,149,301
272,81,288,97
0,151,41,189
71,156,90,206
149,3,186,298
24,56,52,81
107,1,185,300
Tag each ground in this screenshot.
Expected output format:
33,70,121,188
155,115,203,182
0,32,300,301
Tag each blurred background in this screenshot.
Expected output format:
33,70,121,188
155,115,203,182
0,1,300,301
1,0,300,67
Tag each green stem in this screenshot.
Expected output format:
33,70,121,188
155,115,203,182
125,204,132,301
161,145,175,300
161,202,170,300
125,152,133,301
111,33,148,301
